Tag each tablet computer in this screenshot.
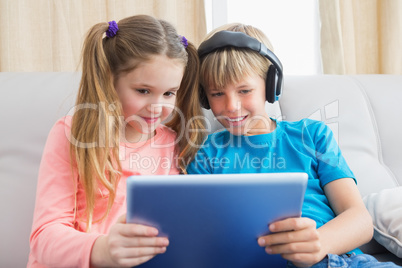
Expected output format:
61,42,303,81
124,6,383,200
126,172,308,268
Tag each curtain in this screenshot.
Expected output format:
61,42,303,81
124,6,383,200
0,0,206,71
319,0,402,74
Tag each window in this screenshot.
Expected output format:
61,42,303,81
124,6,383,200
204,0,322,75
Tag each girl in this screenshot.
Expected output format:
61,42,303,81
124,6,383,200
187,23,400,267
28,15,204,267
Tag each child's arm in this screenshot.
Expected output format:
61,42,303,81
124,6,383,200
318,177,373,255
90,214,169,267
258,178,373,267
30,118,102,267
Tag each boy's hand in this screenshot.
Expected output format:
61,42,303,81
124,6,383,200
91,214,169,267
258,217,325,268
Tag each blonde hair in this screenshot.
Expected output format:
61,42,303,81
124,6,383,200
200,23,274,91
70,15,205,230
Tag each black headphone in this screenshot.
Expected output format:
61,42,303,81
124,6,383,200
198,30,283,109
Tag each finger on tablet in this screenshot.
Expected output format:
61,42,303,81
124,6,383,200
120,223,160,237
269,217,315,232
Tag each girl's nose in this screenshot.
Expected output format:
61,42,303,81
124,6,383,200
147,103,163,114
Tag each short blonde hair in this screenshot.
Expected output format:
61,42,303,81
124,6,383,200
200,23,274,90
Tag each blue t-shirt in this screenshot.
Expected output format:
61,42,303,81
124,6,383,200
187,118,361,254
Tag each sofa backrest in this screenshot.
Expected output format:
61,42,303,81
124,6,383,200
1,73,79,268
0,73,400,267
279,75,401,196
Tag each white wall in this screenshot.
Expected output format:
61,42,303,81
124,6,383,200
204,0,322,75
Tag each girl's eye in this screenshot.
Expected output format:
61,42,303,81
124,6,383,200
136,89,150,94
164,91,176,97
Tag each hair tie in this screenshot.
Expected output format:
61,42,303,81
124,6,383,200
180,35,188,48
106,20,119,38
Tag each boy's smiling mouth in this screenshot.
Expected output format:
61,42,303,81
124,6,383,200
225,115,248,125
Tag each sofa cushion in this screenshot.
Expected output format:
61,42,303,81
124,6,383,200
364,187,402,258
0,72,79,268
352,75,402,188
279,75,399,197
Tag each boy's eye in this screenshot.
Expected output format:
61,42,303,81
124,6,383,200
136,89,150,94
239,89,252,94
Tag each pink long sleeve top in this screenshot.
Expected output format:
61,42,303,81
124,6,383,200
28,116,180,267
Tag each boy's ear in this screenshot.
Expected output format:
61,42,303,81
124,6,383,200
199,85,210,109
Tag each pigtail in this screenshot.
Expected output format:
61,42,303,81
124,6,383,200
70,23,122,231
166,42,206,173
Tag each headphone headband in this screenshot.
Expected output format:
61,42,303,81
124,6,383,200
198,31,283,75
198,31,262,57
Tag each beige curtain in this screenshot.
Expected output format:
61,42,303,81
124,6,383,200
319,0,402,74
0,0,206,72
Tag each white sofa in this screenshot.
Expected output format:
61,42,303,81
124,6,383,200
1,73,401,267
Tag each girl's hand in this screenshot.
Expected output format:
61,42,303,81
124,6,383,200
91,214,169,267
258,217,325,268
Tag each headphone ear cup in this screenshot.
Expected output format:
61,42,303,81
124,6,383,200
199,85,210,109
265,65,276,103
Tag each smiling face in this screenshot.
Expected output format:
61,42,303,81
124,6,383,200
115,55,185,143
206,73,273,136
